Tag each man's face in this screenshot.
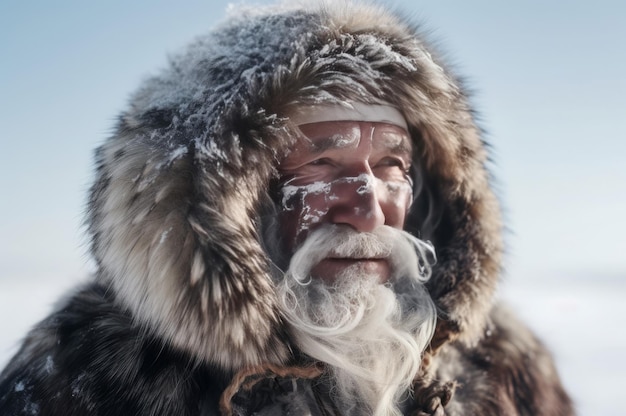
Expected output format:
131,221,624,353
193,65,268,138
277,120,414,283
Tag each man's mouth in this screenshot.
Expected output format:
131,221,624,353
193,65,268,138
311,257,391,284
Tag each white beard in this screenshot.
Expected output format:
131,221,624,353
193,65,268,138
275,224,437,416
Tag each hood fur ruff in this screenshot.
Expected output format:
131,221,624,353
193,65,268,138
88,0,502,372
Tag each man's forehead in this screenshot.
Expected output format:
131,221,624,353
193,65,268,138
285,102,412,157
295,121,412,154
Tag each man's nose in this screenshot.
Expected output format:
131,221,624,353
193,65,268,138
327,173,386,232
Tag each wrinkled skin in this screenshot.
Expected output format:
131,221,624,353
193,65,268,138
278,121,414,283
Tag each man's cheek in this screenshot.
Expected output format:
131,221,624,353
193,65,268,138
376,179,413,225
294,192,331,240
280,186,333,247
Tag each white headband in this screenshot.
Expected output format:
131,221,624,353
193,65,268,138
289,102,408,130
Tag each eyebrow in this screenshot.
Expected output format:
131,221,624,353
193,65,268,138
373,129,413,160
383,137,412,157
306,130,412,157
309,134,358,153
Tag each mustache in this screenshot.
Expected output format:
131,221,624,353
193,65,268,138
287,224,436,284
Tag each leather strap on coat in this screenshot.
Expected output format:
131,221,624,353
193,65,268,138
412,380,457,416
220,363,324,415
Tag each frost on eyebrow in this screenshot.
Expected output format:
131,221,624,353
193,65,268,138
312,133,359,151
373,128,413,164
295,128,361,155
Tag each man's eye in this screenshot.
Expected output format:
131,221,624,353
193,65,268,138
308,158,333,166
375,157,409,171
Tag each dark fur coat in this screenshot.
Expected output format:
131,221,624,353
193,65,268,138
0,1,573,414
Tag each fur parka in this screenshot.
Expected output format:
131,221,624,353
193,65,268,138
0,1,573,415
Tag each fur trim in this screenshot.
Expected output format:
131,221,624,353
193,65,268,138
87,0,502,370
417,304,574,415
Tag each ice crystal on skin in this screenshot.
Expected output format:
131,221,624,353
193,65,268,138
280,172,413,239
383,179,413,210
384,180,412,194
353,206,372,218
280,180,334,235
280,180,332,210
347,174,411,202
354,173,375,195
301,207,327,227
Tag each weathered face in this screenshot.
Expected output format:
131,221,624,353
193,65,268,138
277,120,414,283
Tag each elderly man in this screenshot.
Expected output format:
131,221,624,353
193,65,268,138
0,1,573,415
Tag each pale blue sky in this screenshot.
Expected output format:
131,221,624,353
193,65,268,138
1,0,625,284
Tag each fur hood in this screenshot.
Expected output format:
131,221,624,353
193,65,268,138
89,1,502,372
